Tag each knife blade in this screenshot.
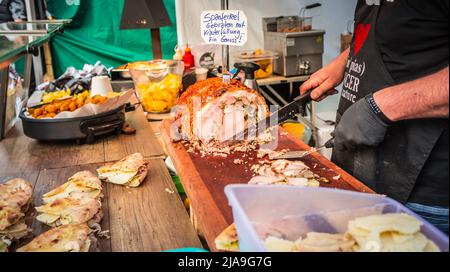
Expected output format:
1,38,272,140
271,137,335,160
225,89,314,142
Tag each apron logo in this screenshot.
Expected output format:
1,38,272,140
354,23,371,56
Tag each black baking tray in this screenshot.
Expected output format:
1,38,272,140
19,106,125,144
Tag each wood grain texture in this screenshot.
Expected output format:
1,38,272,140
1,111,196,252
161,120,375,251
0,123,42,186
108,158,202,252
26,164,112,252
104,107,165,162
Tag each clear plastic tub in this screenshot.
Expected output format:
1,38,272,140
233,49,278,79
225,185,449,252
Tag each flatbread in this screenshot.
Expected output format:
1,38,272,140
346,213,440,252
42,171,103,203
0,220,30,240
17,224,91,252
0,178,33,208
295,232,355,252
0,238,9,252
97,153,149,187
349,213,422,235
215,223,239,252
97,153,146,174
0,204,24,231
36,197,102,227
264,236,296,252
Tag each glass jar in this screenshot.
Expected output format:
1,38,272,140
129,60,183,113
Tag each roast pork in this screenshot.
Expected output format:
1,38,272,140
175,78,270,143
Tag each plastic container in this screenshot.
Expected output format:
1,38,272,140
129,60,183,113
233,49,278,79
225,185,449,252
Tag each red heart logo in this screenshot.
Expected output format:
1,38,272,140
353,23,371,56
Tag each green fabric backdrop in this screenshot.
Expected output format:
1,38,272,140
46,0,178,76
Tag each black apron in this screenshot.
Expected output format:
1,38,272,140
332,1,448,204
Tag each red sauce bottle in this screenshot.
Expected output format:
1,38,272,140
183,44,195,71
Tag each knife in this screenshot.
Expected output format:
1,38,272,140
225,89,315,142
271,138,335,160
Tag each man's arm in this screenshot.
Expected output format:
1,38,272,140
334,66,449,151
9,0,27,22
374,66,449,121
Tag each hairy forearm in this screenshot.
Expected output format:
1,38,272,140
374,67,449,121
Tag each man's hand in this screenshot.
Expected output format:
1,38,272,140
300,49,349,101
334,97,389,151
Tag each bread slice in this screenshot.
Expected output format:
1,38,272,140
17,224,91,252
215,223,239,252
43,171,103,204
97,153,149,187
36,197,102,227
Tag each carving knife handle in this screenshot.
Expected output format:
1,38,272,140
294,89,314,104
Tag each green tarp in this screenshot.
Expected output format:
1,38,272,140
46,0,178,76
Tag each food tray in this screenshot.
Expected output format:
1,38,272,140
20,105,125,144
225,185,449,252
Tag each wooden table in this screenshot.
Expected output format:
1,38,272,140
0,106,202,252
161,120,374,252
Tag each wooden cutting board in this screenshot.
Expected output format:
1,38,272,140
161,120,374,251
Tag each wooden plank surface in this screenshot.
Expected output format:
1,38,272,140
8,160,201,252
161,120,375,251
0,110,200,252
104,106,165,162
108,159,202,252
0,124,42,186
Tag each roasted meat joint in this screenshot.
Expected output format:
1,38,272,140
0,0,448,260
174,78,270,143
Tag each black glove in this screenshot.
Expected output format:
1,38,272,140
334,95,391,151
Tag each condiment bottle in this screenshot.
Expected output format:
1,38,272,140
182,44,195,70
173,45,183,61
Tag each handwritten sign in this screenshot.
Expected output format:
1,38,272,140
201,10,248,46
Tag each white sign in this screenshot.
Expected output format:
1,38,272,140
201,10,248,46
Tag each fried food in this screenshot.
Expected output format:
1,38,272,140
42,89,71,104
27,91,109,118
91,95,108,105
